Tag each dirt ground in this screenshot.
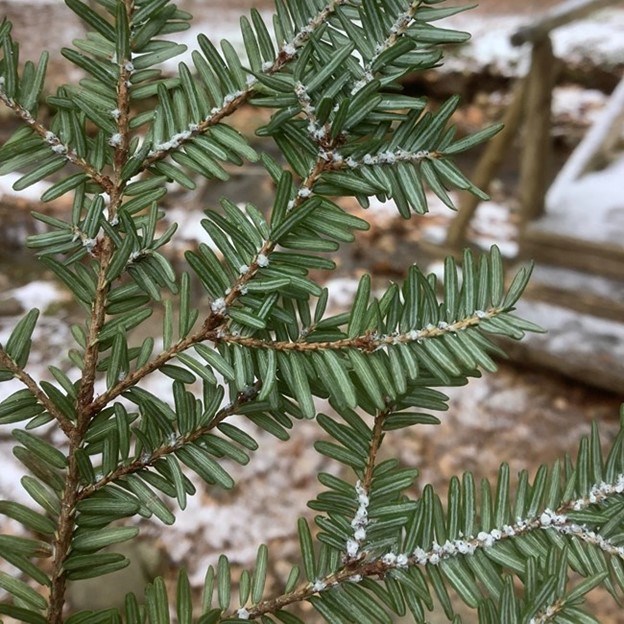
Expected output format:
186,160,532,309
1,0,623,622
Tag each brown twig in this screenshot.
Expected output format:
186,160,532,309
47,3,136,621
215,308,501,352
86,158,330,416
0,348,74,437
77,382,261,499
362,407,391,491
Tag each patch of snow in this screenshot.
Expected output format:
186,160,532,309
470,201,519,257
441,8,624,77
443,16,527,76
324,277,360,312
531,265,624,302
552,86,608,126
0,172,52,204
549,77,624,206
365,196,403,223
514,300,624,362
540,155,624,244
3,280,70,313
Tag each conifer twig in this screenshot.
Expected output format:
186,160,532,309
0,347,74,436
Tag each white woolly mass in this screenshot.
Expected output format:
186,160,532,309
372,473,624,573
211,298,227,314
345,481,370,560
311,579,326,593
236,607,250,620
151,129,192,155
256,253,270,268
108,133,123,147
282,43,296,56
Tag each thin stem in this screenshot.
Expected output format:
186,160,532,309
85,319,218,417
77,382,261,499
216,308,502,352
0,348,75,437
47,4,136,620
87,160,329,416
46,438,81,624
362,407,390,491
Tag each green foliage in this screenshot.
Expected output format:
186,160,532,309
0,1,621,623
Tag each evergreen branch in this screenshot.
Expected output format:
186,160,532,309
48,4,136,621
362,410,390,491
229,473,624,622
218,161,327,306
47,446,82,624
85,320,219,417
87,159,330,415
77,382,261,499
214,307,502,351
344,409,391,562
0,347,74,437
0,88,114,194
75,31,134,413
352,0,424,94
142,90,250,170
140,0,349,172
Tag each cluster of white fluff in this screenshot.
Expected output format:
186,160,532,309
373,474,624,573
343,149,432,169
256,253,270,268
210,297,227,315
150,129,193,156
345,481,370,559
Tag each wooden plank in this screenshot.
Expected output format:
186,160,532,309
521,229,624,279
511,0,624,46
524,264,624,322
499,299,624,395
518,36,556,225
445,79,526,249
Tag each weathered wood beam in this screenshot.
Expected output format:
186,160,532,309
511,0,623,46
547,76,624,207
445,79,526,250
518,37,557,225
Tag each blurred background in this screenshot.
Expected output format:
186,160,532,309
0,0,623,621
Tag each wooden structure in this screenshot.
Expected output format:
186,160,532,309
445,0,624,252
443,0,624,394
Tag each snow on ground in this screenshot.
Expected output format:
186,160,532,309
441,8,624,76
160,5,624,78
0,173,53,205
2,280,70,312
537,155,624,243
552,86,608,127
